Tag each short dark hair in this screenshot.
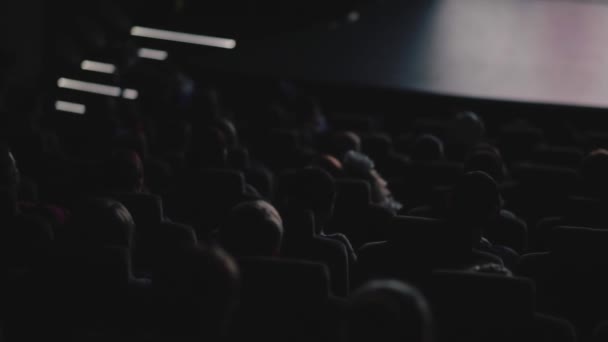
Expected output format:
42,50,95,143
411,134,444,161
345,280,433,342
65,198,135,248
220,200,283,257
158,245,240,339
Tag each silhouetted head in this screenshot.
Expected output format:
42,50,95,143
344,280,433,342
451,171,501,242
105,149,144,193
188,126,227,169
287,167,336,230
448,111,485,157
220,200,283,257
331,131,361,160
66,198,135,249
294,96,327,133
0,145,19,216
159,245,240,339
581,149,608,199
411,134,445,162
362,133,393,159
213,117,239,148
465,149,506,183
343,151,402,212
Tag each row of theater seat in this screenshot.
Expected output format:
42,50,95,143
7,2,608,341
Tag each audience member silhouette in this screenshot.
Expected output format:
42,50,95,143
63,197,135,249
343,280,434,342
580,149,608,200
447,111,485,160
464,148,507,183
219,200,284,257
342,151,402,213
449,171,519,268
330,131,362,160
411,134,445,162
153,244,240,342
0,145,20,218
281,209,350,296
0,145,53,271
286,167,357,262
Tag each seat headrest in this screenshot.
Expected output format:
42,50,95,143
237,257,330,303
388,215,472,261
549,226,608,261
53,246,134,285
430,270,535,325
388,215,448,244
511,162,578,184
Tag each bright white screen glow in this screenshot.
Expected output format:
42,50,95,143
131,26,236,49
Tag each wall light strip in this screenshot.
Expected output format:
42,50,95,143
57,78,122,97
137,47,168,60
122,88,139,100
81,60,117,74
131,26,236,49
55,100,86,115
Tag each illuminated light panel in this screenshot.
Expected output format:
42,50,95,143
55,100,86,115
81,60,117,74
130,26,236,49
122,88,139,100
138,48,168,60
57,78,122,97
347,11,360,23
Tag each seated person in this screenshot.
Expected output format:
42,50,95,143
219,200,284,257
448,171,519,269
343,280,433,342
410,134,445,162
285,167,357,263
343,151,403,213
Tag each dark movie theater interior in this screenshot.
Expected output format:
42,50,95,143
5,0,608,341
